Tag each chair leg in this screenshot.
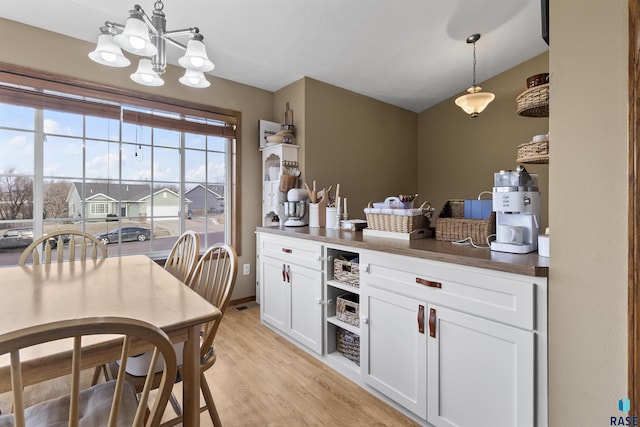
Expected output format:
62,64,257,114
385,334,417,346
168,392,182,416
90,366,102,385
200,372,222,427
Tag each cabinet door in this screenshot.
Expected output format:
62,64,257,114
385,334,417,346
361,285,427,419
289,263,323,354
260,255,288,332
427,305,534,427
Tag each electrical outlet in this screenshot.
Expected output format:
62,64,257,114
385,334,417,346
243,263,251,275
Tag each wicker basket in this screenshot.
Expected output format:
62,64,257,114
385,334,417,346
435,199,495,245
516,83,549,117
333,258,359,287
336,328,360,366
364,201,433,233
279,174,297,192
516,139,549,164
337,294,359,326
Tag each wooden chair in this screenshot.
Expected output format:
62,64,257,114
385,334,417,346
18,230,107,266
0,316,177,427
109,243,238,427
163,230,200,284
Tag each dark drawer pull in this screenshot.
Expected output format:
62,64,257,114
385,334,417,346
417,305,425,334
416,277,441,288
282,248,292,253
429,308,436,338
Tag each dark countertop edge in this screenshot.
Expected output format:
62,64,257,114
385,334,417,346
256,226,549,278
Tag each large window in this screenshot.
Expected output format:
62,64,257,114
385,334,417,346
0,64,239,266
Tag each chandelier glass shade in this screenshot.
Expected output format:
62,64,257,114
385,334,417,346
455,34,494,118
89,0,214,89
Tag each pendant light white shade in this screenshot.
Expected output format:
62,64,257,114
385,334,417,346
178,38,215,72
455,34,494,118
115,16,157,57
89,33,131,67
131,59,164,86
455,86,495,118
179,69,211,88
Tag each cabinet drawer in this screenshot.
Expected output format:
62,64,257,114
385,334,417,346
361,251,535,330
259,233,322,270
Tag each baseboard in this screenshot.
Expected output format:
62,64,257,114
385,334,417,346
230,295,257,307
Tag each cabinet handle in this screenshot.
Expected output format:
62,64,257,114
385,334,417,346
285,265,291,283
360,316,369,325
429,308,436,338
416,277,442,288
282,264,286,282
418,305,425,334
282,248,292,253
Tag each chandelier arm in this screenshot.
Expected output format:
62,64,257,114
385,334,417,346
104,22,124,34
134,5,160,35
164,37,188,51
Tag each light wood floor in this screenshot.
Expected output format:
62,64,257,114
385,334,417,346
198,302,420,427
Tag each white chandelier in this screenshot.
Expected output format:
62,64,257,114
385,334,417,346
89,0,214,88
454,34,495,118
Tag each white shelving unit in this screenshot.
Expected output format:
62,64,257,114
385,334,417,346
260,143,299,226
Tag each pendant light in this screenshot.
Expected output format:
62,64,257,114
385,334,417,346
454,34,495,118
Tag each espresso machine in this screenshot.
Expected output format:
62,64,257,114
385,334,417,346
490,165,540,254
284,188,308,227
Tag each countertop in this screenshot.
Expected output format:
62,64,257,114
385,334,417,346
256,226,549,277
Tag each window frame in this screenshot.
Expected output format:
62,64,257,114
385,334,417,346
0,61,242,255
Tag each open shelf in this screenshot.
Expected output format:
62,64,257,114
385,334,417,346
327,315,359,335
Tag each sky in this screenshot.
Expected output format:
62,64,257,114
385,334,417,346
0,103,227,184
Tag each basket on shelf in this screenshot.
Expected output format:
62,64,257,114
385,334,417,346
279,174,297,192
435,199,495,244
333,258,360,287
336,294,360,326
336,328,360,366
516,139,549,164
364,201,433,233
516,83,549,117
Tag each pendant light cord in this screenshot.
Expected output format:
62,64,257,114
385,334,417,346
472,41,477,88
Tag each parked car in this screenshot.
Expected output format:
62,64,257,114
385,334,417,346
0,227,34,250
0,228,70,250
95,226,151,245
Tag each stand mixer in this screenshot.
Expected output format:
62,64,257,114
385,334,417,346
490,165,540,254
284,188,308,227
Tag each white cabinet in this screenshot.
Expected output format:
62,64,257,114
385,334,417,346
427,304,534,427
257,233,323,354
260,144,299,226
255,231,547,427
360,249,545,426
360,285,427,419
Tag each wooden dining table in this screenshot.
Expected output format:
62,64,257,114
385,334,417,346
0,254,221,426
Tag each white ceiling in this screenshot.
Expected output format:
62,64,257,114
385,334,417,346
0,0,549,113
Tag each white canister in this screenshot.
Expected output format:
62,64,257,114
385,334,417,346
326,207,337,229
309,203,320,228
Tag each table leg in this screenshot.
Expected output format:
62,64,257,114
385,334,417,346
183,324,200,426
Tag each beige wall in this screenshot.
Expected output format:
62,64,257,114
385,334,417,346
418,52,550,229
0,18,272,301
549,0,628,424
280,77,418,216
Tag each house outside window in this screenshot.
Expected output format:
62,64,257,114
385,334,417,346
0,66,239,266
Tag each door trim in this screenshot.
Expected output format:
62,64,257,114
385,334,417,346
629,0,640,412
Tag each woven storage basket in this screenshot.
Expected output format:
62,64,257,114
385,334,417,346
279,174,297,192
435,199,496,244
516,83,549,117
336,328,360,366
337,294,359,326
364,201,432,233
333,258,359,287
516,139,549,164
